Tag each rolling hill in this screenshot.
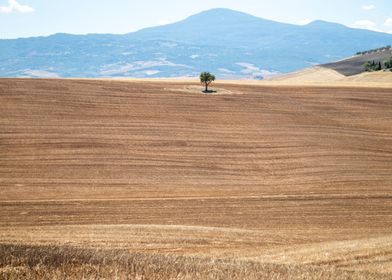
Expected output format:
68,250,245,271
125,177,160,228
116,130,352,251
323,46,392,75
1,79,392,278
1,8,392,78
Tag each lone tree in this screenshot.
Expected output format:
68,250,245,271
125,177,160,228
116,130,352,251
200,72,215,92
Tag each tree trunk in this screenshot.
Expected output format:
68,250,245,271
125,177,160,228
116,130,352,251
205,83,208,92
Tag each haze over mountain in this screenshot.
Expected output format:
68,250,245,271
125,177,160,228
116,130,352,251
1,8,392,79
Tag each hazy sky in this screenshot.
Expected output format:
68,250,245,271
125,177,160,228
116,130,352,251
1,0,392,39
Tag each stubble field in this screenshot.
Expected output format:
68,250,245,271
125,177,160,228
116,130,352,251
0,78,392,279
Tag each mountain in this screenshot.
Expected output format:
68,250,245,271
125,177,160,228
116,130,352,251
1,8,392,79
129,9,297,47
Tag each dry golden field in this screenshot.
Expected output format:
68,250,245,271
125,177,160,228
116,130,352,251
1,78,392,279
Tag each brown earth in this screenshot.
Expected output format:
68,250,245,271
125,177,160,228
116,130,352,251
1,78,392,278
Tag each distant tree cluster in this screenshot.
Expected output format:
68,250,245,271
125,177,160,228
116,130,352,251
364,57,392,72
364,60,382,71
356,45,392,56
384,57,392,69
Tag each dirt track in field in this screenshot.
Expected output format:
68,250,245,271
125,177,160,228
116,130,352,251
1,78,392,275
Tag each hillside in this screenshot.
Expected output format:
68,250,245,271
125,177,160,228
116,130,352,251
323,47,392,76
265,66,392,87
265,66,345,83
1,8,392,78
1,79,392,278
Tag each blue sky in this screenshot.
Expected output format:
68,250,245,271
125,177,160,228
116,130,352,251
1,0,392,39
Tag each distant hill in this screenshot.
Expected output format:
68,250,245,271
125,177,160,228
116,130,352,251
1,8,392,78
323,47,392,76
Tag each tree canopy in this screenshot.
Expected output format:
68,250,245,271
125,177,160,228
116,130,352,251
200,72,216,93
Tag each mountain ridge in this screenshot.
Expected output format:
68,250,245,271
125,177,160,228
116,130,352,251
1,8,392,78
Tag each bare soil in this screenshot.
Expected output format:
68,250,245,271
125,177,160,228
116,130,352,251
1,78,392,278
